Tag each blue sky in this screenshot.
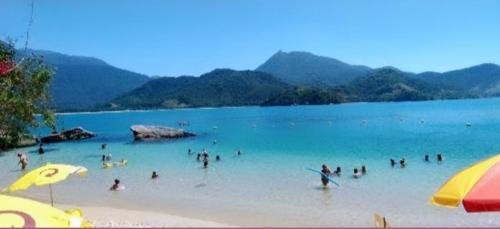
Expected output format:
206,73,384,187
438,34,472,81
1,0,499,76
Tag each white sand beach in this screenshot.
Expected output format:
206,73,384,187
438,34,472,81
62,205,232,227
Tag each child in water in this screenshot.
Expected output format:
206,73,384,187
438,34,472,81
353,168,362,178
334,166,341,176
109,179,123,191
321,164,332,186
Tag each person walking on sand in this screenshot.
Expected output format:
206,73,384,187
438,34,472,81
17,153,28,170
320,164,332,186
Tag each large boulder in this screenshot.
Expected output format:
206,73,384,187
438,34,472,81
41,127,95,143
130,125,195,140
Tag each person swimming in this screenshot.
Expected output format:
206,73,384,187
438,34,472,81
390,158,396,167
361,165,367,174
109,179,123,191
216,155,221,161
101,143,107,150
38,144,44,155
400,158,406,168
151,171,159,179
424,154,430,162
437,153,443,162
334,166,341,176
353,168,362,178
17,153,28,170
320,164,332,186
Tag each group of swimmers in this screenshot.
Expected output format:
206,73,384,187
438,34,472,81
389,153,444,168
320,164,367,186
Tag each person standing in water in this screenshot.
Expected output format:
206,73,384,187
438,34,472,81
101,143,107,150
38,144,44,155
188,148,192,155
390,158,396,167
424,154,430,162
203,156,209,168
17,153,28,170
437,153,443,162
361,165,367,174
215,155,221,161
320,164,332,186
400,158,406,168
101,155,106,162
353,168,362,178
151,171,159,179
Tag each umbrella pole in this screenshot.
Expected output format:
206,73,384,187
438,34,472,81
49,184,54,206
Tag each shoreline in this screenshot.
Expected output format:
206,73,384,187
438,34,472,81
60,204,233,227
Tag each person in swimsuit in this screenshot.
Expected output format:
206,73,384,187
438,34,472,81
110,179,122,191
151,171,159,179
353,168,362,178
437,153,443,162
38,144,45,155
361,165,367,174
17,153,28,170
390,158,396,167
424,154,430,162
320,164,332,186
334,166,341,176
400,158,406,168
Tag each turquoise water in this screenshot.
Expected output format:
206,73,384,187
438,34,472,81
2,98,500,226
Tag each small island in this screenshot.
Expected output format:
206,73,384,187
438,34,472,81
41,127,96,143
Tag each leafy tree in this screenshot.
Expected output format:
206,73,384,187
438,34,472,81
0,42,55,150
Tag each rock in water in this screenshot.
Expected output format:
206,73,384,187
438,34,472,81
130,125,195,140
41,127,95,143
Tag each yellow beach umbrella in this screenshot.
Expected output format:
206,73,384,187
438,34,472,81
431,154,500,212
0,194,93,227
4,163,87,206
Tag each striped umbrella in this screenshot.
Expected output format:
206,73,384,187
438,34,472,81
431,154,500,212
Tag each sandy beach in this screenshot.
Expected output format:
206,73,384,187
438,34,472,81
61,205,232,227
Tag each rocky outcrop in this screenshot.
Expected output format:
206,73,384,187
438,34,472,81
130,125,195,140
41,127,95,143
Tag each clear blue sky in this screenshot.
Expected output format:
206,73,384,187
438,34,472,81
1,0,499,76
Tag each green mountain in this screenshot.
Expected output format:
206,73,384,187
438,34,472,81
18,49,150,110
256,51,372,86
417,63,500,96
346,68,470,102
109,69,290,109
262,87,349,106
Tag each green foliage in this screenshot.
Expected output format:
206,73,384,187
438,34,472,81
262,87,349,106
110,69,290,109
0,42,55,150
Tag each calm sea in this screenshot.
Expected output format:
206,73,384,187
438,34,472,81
2,98,500,226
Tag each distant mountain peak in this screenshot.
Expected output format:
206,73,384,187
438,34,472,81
257,50,372,87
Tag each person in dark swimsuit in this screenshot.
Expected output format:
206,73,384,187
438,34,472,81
390,158,396,167
437,153,443,162
361,165,367,174
38,144,45,155
110,179,121,191
151,171,159,179
320,164,332,186
424,154,430,162
400,158,406,168
334,166,341,176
